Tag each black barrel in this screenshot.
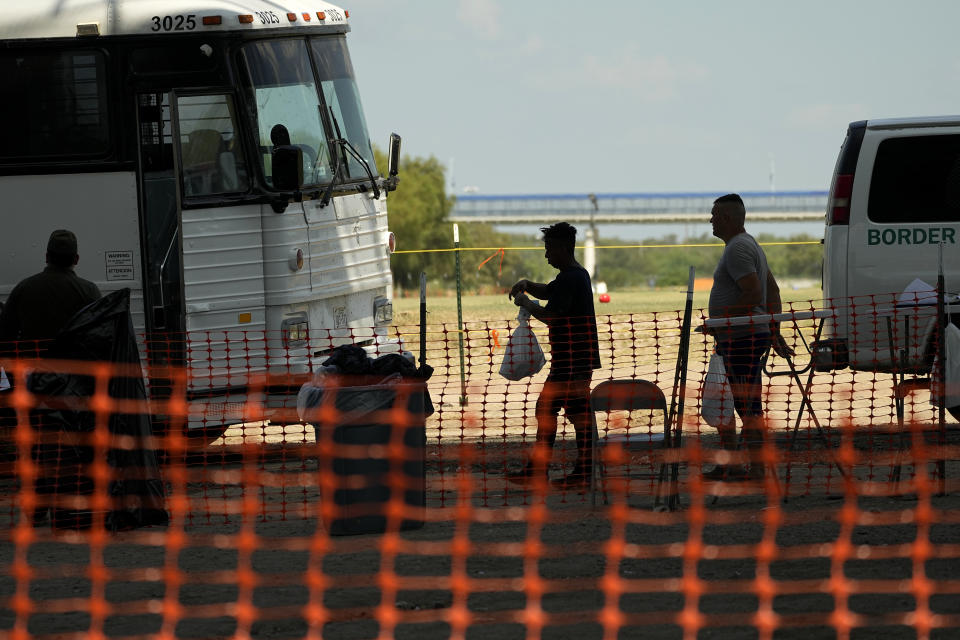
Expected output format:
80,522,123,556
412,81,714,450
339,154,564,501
313,381,426,535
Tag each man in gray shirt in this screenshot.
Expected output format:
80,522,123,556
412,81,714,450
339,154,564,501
706,194,791,481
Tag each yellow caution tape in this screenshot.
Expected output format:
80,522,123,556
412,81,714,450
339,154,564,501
393,240,820,255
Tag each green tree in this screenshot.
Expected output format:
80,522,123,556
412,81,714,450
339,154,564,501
375,149,454,290
456,225,554,292
591,232,822,289
374,149,547,293
755,233,823,282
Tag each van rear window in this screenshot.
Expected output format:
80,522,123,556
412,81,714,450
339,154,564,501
869,134,960,223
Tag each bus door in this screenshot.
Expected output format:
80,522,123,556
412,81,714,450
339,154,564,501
136,91,185,368
172,90,267,429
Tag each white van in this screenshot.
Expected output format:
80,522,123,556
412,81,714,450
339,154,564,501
820,117,960,388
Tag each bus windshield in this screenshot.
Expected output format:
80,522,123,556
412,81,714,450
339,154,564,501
311,37,377,182
240,36,377,190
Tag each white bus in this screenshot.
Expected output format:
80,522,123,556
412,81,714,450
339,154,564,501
0,1,402,443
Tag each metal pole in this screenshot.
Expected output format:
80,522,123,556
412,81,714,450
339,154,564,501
586,193,599,280
454,224,467,405
419,272,427,367
937,242,946,493
672,267,696,441
666,266,695,511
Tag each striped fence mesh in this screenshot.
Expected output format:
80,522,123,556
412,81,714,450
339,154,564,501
1,293,959,639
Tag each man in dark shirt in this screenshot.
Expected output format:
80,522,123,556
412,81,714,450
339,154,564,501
0,230,101,526
508,222,601,489
0,229,102,349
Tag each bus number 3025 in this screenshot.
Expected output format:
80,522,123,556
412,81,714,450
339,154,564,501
150,15,198,31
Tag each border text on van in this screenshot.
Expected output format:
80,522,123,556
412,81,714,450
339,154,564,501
867,227,956,246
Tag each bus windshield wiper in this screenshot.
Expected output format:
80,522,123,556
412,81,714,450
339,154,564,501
319,108,380,208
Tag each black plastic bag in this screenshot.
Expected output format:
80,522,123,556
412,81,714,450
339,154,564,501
322,345,373,375
28,289,168,530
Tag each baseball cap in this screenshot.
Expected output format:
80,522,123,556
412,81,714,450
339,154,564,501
47,229,78,257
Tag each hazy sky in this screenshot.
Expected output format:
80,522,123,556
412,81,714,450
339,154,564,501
347,0,960,195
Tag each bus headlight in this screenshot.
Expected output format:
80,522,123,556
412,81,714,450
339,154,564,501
281,313,309,348
374,297,393,325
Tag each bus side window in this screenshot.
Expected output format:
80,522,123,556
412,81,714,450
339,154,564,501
0,50,110,161
176,94,248,197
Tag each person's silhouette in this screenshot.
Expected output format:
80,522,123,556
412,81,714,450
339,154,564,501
270,124,301,189
271,124,291,148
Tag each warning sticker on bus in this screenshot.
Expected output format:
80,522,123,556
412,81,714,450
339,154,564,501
106,250,135,281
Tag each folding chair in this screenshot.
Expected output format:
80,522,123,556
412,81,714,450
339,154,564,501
590,379,671,508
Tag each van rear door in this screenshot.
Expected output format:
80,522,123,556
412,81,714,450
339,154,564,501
822,122,865,345
846,125,960,368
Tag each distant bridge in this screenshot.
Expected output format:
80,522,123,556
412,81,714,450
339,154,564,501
450,190,828,224
450,190,828,279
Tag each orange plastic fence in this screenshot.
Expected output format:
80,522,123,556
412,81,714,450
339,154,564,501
0,294,959,638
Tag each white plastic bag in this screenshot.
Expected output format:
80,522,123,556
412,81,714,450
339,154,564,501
296,365,338,422
701,352,735,427
931,322,960,407
499,307,546,381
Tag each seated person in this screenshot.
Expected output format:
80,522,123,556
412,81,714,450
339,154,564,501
270,124,302,190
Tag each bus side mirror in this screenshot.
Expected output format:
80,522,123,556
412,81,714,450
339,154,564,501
388,133,401,177
273,146,304,191
385,133,401,192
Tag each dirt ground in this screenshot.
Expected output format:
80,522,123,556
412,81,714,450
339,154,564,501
2,433,960,640
3,311,959,639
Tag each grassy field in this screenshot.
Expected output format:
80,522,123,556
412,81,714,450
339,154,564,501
394,283,823,327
